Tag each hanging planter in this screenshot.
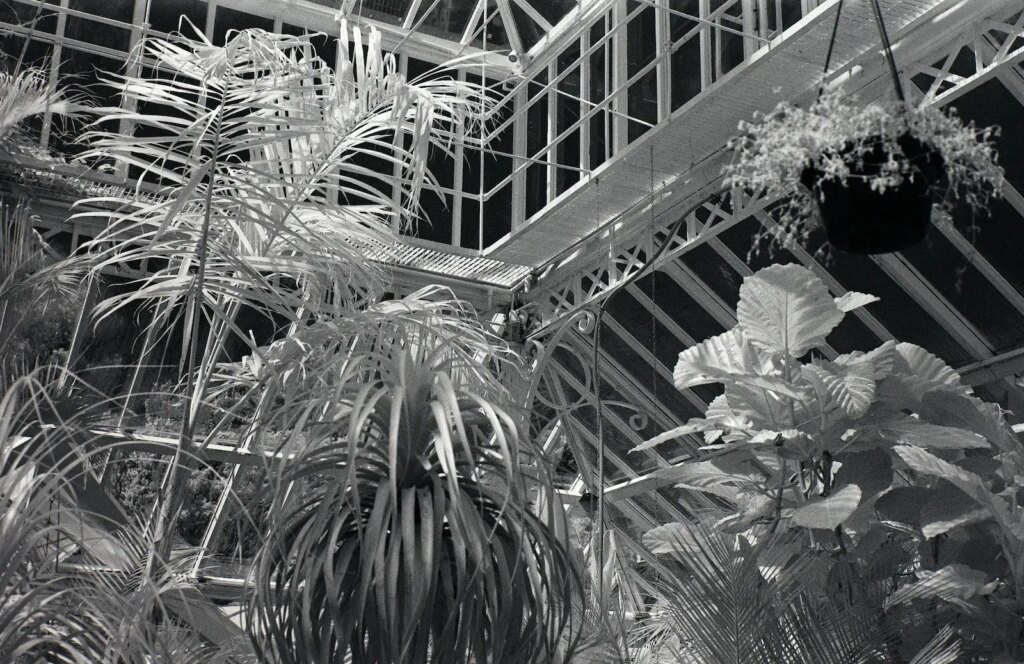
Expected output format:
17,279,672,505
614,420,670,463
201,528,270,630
798,133,947,253
724,1,1004,255
725,91,1003,255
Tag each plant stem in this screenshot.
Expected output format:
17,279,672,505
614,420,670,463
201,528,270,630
149,100,224,567
770,446,786,533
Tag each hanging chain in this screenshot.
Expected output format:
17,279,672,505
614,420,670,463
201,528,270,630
868,0,907,103
817,0,845,100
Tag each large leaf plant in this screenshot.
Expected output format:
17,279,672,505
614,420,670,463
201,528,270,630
637,263,1024,660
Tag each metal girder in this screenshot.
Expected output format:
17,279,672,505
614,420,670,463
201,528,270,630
525,0,1024,511
960,348,1024,387
529,186,765,336
907,10,1024,108
528,0,1022,333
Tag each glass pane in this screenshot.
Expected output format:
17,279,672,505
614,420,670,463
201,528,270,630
65,10,131,54
213,6,273,46
353,0,412,23
415,0,478,40
524,0,576,25
147,0,207,37
0,1,58,71
69,0,132,23
55,49,124,154
556,40,581,194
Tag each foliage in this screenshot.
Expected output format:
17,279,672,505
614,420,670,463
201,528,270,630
233,294,581,664
0,199,87,389
71,18,494,564
631,519,961,664
0,370,256,664
0,18,584,664
0,67,82,154
724,91,1004,251
637,262,1024,659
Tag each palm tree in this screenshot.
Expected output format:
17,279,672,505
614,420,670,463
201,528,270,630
629,519,963,664
0,67,79,146
0,199,89,388
68,19,581,662
75,22,485,561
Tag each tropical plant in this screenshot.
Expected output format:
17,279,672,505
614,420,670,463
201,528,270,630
0,199,88,390
635,262,1024,659
631,519,962,664
238,295,581,663
47,17,583,663
0,67,81,151
0,368,255,664
724,90,1004,252
74,21,488,561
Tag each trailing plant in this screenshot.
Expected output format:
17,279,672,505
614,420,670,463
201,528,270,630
636,262,1024,659
724,91,1004,253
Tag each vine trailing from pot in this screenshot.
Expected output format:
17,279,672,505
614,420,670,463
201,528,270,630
724,0,1004,256
725,91,1004,255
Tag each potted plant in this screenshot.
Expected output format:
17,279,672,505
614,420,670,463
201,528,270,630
724,90,1004,254
635,263,1024,658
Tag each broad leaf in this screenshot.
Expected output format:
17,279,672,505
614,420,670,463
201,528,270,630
724,381,802,430
703,393,754,443
848,418,990,452
919,391,1018,453
790,484,861,529
834,291,880,313
892,343,962,386
673,459,764,501
894,445,1024,542
833,340,898,380
802,362,875,418
875,484,990,538
717,492,775,533
674,329,801,397
737,263,843,357
875,487,932,534
885,564,998,609
834,449,892,497
920,487,991,538
674,329,754,388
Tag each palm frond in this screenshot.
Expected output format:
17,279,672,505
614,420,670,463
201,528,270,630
0,68,81,144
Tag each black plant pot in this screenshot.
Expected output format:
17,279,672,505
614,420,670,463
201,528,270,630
799,134,947,254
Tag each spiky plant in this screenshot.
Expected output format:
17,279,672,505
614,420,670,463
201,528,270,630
64,17,580,663
229,293,582,664
632,519,962,664
0,67,80,148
